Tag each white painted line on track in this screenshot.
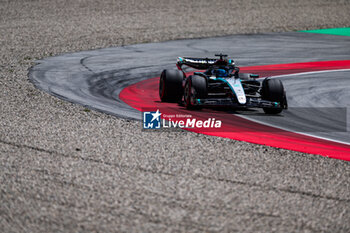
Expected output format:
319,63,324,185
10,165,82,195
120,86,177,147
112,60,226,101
239,69,350,146
257,68,350,80
237,114,350,146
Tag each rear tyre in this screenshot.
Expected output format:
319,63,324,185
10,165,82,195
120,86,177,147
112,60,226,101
261,78,286,114
184,75,207,109
159,69,184,102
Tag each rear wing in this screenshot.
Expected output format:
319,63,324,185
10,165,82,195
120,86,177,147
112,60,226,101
177,57,235,70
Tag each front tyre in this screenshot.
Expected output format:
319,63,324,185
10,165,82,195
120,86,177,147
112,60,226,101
261,78,287,114
159,69,184,102
184,75,207,109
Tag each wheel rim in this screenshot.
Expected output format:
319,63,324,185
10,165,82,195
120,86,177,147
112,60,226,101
159,76,165,99
184,82,190,106
184,81,196,107
190,88,195,105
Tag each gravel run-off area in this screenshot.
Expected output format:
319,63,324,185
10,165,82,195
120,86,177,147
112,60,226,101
1,0,350,232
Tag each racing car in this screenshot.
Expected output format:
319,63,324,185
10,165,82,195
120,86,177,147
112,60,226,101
159,54,288,114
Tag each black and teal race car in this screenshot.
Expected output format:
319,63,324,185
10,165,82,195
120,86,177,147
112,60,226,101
159,54,288,114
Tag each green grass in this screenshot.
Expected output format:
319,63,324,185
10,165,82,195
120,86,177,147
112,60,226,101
300,27,350,37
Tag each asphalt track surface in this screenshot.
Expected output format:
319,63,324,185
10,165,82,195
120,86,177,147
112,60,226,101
29,32,350,158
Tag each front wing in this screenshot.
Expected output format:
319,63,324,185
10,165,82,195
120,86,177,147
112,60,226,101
194,97,283,109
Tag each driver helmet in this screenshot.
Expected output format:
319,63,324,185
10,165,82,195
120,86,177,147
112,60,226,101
215,68,228,77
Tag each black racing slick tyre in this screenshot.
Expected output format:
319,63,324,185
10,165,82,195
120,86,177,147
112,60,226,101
184,75,207,109
261,78,286,114
159,69,184,102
